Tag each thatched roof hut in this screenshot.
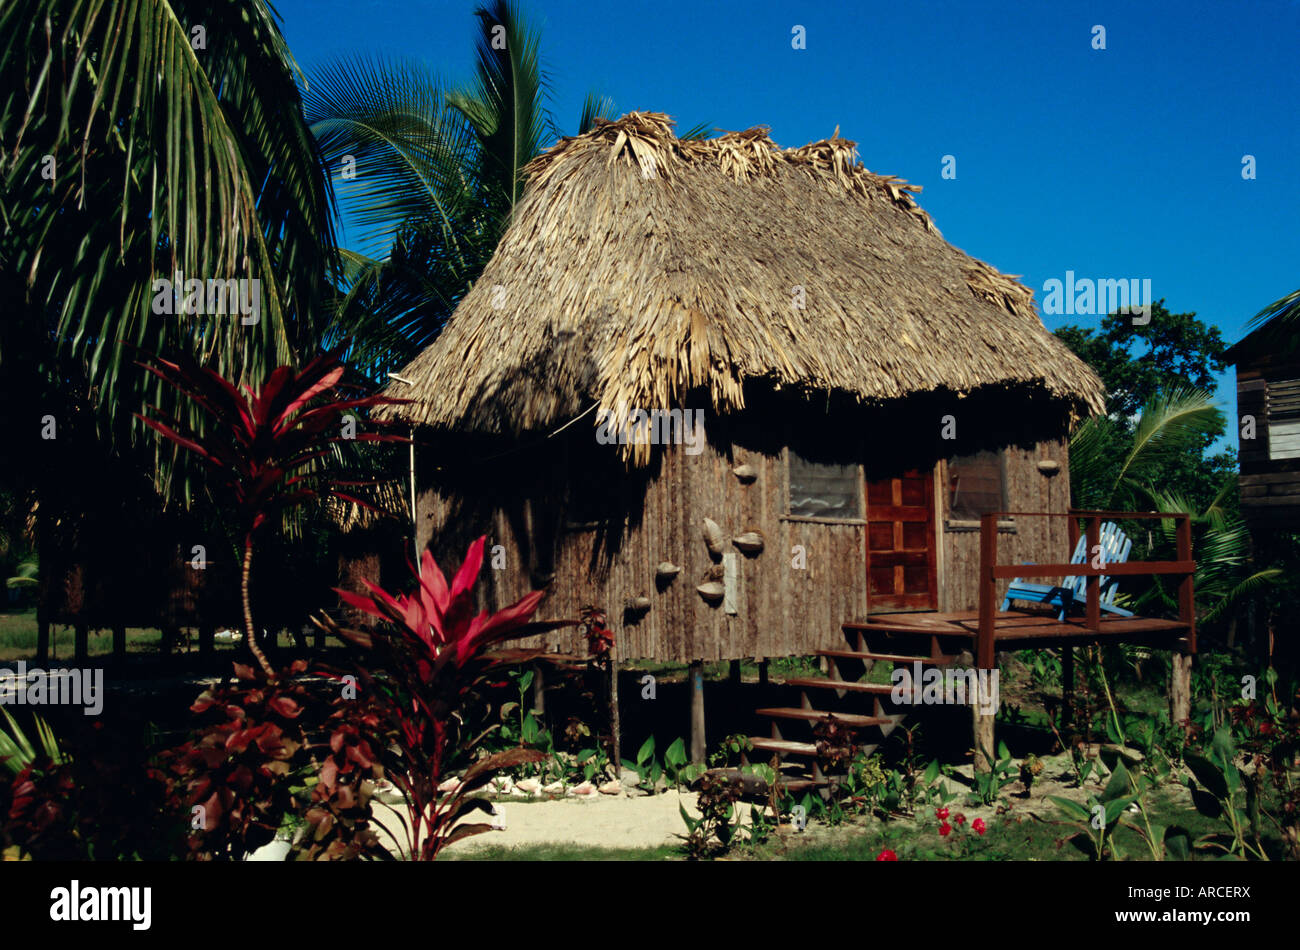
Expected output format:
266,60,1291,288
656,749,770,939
378,112,1103,460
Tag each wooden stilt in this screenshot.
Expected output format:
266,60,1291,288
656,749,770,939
112,622,127,666
973,703,996,773
609,660,621,773
728,659,741,685
1170,651,1193,729
758,658,769,687
689,660,706,764
1061,646,1075,732
74,622,89,664
199,623,215,662
36,610,50,664
531,661,546,717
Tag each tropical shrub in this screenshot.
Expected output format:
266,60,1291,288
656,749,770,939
136,348,407,676
305,536,575,859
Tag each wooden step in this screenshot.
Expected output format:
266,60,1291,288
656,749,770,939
755,707,890,728
747,737,819,757
816,649,949,665
785,677,896,695
777,777,824,794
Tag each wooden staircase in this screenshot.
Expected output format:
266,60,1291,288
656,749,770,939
742,620,966,796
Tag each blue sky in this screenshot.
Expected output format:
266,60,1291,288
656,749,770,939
274,0,1300,441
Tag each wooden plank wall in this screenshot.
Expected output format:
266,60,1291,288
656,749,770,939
419,431,1072,662
1236,353,1300,526
938,438,1071,611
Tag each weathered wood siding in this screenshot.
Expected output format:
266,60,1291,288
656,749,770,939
417,424,1073,662
1236,352,1300,527
937,438,1072,611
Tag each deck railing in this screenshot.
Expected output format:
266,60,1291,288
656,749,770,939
975,510,1196,668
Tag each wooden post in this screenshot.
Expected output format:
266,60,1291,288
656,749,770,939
1176,514,1196,654
199,623,215,662
531,661,546,717
74,622,88,664
1171,513,1195,732
1170,652,1193,729
112,622,127,666
1061,646,1075,732
975,513,998,773
728,659,741,685
758,658,769,687
973,703,996,774
689,660,706,764
1084,517,1101,632
609,660,620,773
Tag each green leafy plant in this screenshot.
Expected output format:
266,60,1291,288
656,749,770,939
1048,761,1140,861
677,771,745,860
663,737,704,788
622,735,663,793
1184,726,1269,860
968,742,1018,807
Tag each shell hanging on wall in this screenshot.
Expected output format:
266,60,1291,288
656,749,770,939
627,595,651,611
696,581,725,604
701,518,725,556
655,561,682,582
732,531,764,554
732,463,758,483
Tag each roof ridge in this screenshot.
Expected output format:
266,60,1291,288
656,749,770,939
523,111,935,232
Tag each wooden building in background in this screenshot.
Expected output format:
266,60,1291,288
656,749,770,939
1228,323,1300,528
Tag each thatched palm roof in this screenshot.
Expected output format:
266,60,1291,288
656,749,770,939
379,112,1104,462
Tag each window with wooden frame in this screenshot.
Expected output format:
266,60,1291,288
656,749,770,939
786,451,863,521
945,450,1014,530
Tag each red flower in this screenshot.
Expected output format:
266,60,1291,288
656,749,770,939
875,849,898,861
954,813,966,826
939,821,952,837
935,807,949,820
1260,722,1273,735
972,818,987,836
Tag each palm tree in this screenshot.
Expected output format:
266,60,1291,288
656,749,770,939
1070,387,1281,630
0,0,339,461
1068,386,1224,511
302,1,707,381
1137,480,1282,630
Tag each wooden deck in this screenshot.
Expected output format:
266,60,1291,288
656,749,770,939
850,610,1191,646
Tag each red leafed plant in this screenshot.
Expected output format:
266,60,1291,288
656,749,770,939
152,660,322,860
135,348,408,678
307,536,576,860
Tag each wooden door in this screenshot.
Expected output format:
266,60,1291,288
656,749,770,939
865,470,938,611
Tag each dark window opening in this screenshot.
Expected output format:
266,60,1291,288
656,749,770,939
787,452,862,519
947,450,1007,521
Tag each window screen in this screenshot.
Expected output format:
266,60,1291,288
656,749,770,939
787,453,861,519
947,450,1006,520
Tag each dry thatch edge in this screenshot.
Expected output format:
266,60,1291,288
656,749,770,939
376,111,1107,463
525,111,938,233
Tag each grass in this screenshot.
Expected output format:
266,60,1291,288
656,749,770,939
447,842,682,861
0,607,302,661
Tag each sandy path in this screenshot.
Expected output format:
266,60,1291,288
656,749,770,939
371,791,705,856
